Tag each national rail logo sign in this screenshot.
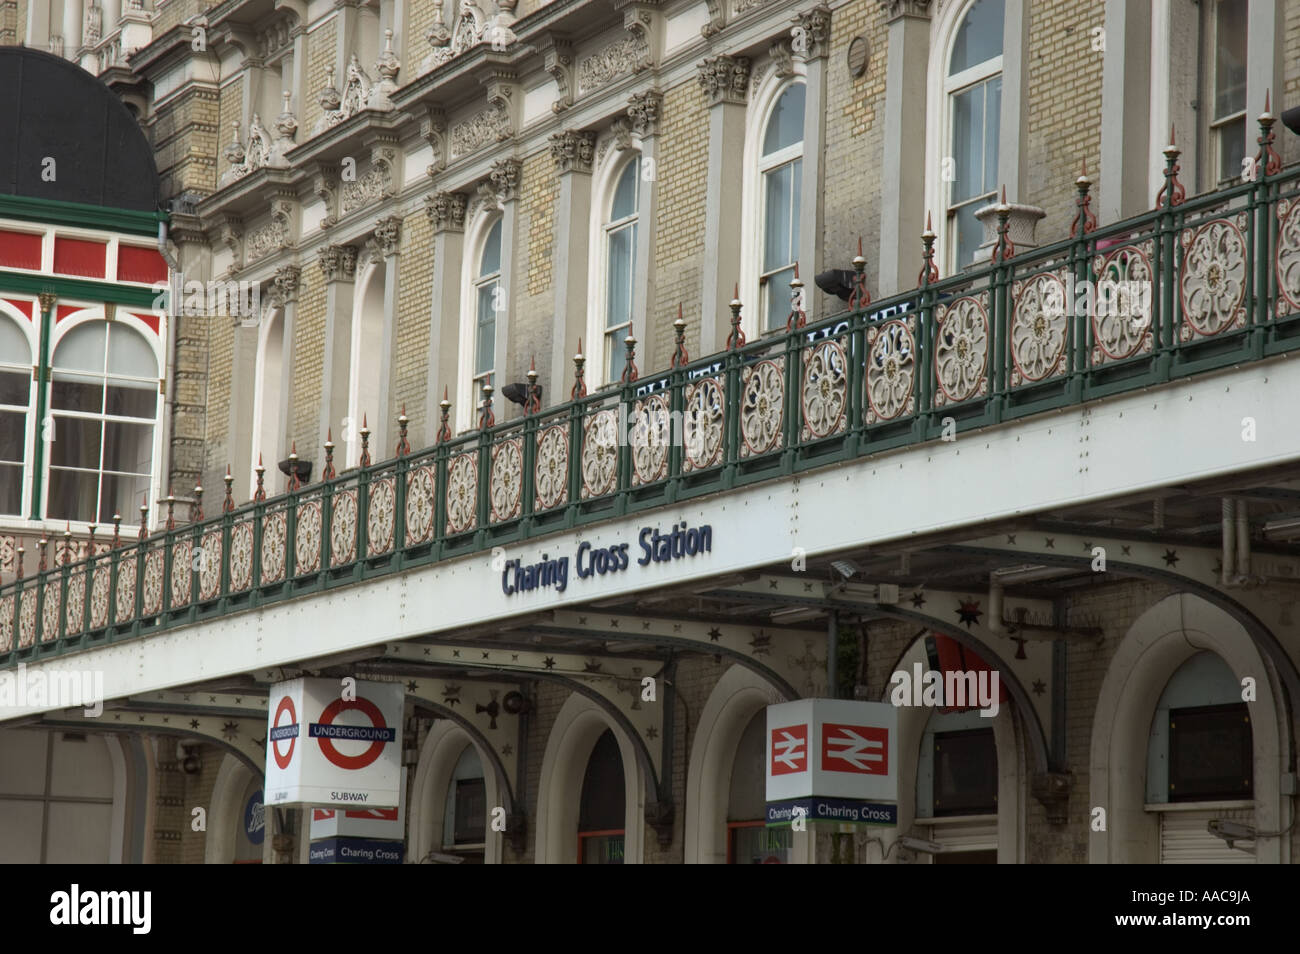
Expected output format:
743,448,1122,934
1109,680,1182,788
766,700,898,803
264,678,403,808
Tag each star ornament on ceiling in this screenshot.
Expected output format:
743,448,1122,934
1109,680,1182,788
222,721,239,741
1163,549,1179,567
955,598,983,628
1031,679,1046,696
910,591,926,608
707,627,722,642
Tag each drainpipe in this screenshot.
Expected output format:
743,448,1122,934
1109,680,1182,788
1235,497,1251,584
826,613,838,699
28,293,54,520
157,217,180,510
1221,498,1236,587
987,580,1006,634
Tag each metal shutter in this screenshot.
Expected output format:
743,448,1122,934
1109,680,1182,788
1159,809,1256,863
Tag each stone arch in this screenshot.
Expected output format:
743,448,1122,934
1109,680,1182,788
409,719,504,863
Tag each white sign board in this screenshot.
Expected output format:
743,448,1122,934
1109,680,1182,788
765,699,899,802
310,768,407,840
265,677,403,808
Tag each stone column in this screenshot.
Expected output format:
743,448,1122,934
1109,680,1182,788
547,129,595,402
316,244,359,450
795,6,830,320
483,158,520,429
273,263,301,464
373,215,403,453
698,54,751,355
63,0,83,52
1246,0,1285,164
1100,0,1152,223
423,191,467,443
627,91,661,361
877,0,930,297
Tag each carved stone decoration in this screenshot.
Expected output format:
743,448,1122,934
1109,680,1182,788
578,36,641,94
341,146,397,214
479,157,522,206
542,37,575,113
451,105,511,158
270,91,299,166
608,117,634,153
313,65,344,135
273,264,302,305
219,114,275,186
1178,215,1248,340
426,0,453,50
368,30,401,110
769,40,794,77
341,53,372,118
84,5,103,45
549,129,596,174
246,198,295,263
317,244,359,283
622,7,656,71
733,0,766,13
698,54,752,106
1031,771,1072,826
1009,271,1069,385
792,4,832,60
701,0,725,37
219,215,244,275
260,16,294,59
933,294,990,406
626,90,662,138
425,191,468,233
423,0,515,74
312,164,339,231
878,0,933,22
739,357,785,457
421,106,449,177
374,215,403,257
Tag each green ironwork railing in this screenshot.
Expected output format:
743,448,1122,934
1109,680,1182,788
4,112,1300,667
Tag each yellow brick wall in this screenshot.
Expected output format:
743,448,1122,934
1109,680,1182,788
404,0,439,72
823,0,887,297
152,0,215,38
1024,0,1104,245
0,0,18,44
152,88,221,200
302,16,337,138
394,210,433,442
510,149,557,408
217,75,244,180
292,272,326,451
1285,0,1300,168
202,308,233,476
651,80,708,370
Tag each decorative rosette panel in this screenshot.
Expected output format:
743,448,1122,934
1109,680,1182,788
260,512,287,584
1179,216,1247,340
228,521,254,591
405,466,436,545
631,394,671,486
329,490,358,567
171,539,193,606
740,358,785,457
801,339,848,440
1091,242,1155,363
295,500,323,575
18,588,36,648
581,409,619,499
489,440,523,522
865,318,916,423
114,561,136,624
64,574,84,636
445,453,478,534
41,578,61,641
534,425,570,510
933,295,989,406
683,376,724,472
90,565,110,628
0,594,13,651
1009,271,1069,386
140,547,164,615
199,529,223,599
367,476,396,555
1276,198,1300,317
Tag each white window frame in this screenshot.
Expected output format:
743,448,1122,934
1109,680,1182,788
925,0,1007,277
457,210,504,433
740,68,809,342
587,148,643,388
1204,0,1248,187
0,303,37,519
43,308,164,531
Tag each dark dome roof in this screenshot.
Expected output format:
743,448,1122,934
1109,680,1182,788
0,46,160,212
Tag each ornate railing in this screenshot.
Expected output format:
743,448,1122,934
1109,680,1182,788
5,111,1300,668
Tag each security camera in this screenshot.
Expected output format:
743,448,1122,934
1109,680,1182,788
1207,818,1255,850
899,835,943,855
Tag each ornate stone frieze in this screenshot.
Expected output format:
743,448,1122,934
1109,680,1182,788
701,0,724,37
423,0,516,74
578,36,642,94
260,15,295,60
340,144,397,215
792,4,832,61
549,129,596,174
219,115,274,187
697,54,751,107
313,65,344,135
245,198,295,263
312,164,339,232
626,90,662,138
478,157,522,207
317,244,359,283
425,191,468,233
340,53,371,117
84,5,102,45
622,6,657,71
450,104,511,158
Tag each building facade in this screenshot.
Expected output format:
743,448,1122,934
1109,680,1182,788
3,0,1300,863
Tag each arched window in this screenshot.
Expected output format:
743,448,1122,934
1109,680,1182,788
758,82,805,331
1147,652,1252,804
727,709,792,863
442,743,486,862
916,706,998,863
602,156,640,382
472,218,503,413
0,314,32,515
577,729,625,864
47,320,158,524
945,0,1003,270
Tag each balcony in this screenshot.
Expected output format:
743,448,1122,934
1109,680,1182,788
3,118,1299,665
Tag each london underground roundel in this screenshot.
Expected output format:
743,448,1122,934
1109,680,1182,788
311,696,395,770
270,696,298,770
